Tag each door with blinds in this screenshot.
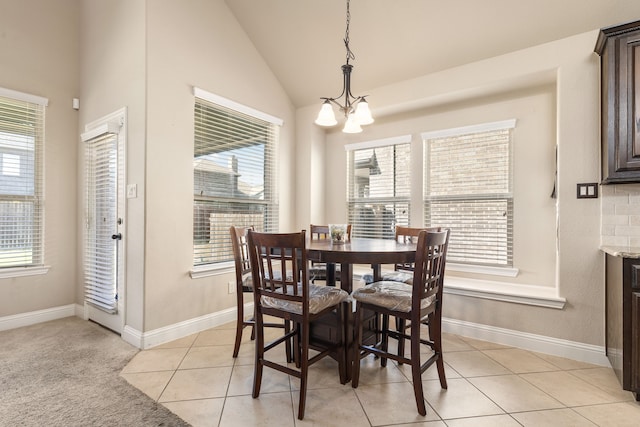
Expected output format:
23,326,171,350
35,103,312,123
81,110,125,334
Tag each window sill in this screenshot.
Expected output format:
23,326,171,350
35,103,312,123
447,263,519,277
190,262,234,279
444,276,566,309
0,265,50,279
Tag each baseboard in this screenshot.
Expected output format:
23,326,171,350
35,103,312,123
0,304,78,331
442,317,610,367
0,304,611,367
122,304,246,349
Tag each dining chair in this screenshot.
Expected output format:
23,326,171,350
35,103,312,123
308,224,352,284
351,229,450,416
382,226,442,360
247,229,349,420
229,225,290,359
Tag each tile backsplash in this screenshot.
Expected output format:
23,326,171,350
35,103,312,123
601,183,640,247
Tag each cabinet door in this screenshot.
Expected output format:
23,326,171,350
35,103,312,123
632,291,640,393
615,33,640,173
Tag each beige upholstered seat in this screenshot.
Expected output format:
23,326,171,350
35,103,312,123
351,281,436,312
262,283,349,315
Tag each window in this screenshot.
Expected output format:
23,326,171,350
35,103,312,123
423,120,515,267
193,88,281,267
0,88,46,268
2,153,20,176
346,136,411,239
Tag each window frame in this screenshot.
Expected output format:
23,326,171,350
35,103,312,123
0,87,48,277
345,135,412,239
190,87,282,277
422,119,516,269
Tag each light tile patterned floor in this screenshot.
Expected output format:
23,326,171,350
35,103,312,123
121,321,640,426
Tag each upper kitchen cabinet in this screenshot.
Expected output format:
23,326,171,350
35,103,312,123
596,20,640,184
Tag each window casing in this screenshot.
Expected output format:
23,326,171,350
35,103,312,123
0,90,46,269
423,120,515,267
346,136,411,239
193,88,281,267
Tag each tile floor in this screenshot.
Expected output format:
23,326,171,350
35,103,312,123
121,321,640,426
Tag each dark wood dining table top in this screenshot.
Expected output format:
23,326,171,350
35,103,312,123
306,237,417,292
307,237,416,264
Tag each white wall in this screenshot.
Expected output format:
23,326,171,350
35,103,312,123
79,0,147,331
0,0,80,318
298,31,604,346
143,0,295,331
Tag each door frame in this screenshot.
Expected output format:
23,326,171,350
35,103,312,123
81,107,127,334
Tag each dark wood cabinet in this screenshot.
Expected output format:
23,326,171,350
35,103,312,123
605,254,640,399
595,20,640,184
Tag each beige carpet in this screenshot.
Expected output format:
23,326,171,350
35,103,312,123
0,316,190,426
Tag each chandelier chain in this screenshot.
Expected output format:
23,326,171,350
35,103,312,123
344,0,355,64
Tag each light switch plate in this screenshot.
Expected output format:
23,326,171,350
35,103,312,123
126,184,137,199
576,183,598,199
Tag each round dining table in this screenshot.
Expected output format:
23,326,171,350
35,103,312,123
306,237,418,381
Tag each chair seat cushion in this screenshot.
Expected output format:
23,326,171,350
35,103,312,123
309,263,342,280
361,270,413,285
262,284,349,315
381,270,413,284
351,281,435,313
242,271,292,292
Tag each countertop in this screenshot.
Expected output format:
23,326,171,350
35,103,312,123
600,245,640,258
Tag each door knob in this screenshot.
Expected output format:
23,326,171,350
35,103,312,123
111,233,122,240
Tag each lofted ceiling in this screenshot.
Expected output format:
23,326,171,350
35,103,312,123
224,0,640,109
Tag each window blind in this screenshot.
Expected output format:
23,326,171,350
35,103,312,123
347,138,411,239
83,131,118,312
193,91,280,266
0,92,45,268
423,123,514,266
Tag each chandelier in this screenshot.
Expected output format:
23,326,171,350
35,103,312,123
314,0,373,133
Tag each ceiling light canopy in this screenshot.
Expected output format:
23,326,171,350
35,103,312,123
315,0,373,133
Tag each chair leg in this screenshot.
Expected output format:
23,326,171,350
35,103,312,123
336,306,347,385
410,322,427,416
351,302,364,388
284,320,292,363
297,321,310,420
429,312,447,389
294,322,301,368
396,317,406,365
252,313,264,399
233,295,245,358
380,314,389,368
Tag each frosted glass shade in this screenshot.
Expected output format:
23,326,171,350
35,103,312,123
354,100,374,125
315,101,337,126
343,114,363,133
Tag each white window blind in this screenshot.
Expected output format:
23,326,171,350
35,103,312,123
346,136,411,239
193,90,280,266
83,130,119,313
423,121,514,266
0,91,46,268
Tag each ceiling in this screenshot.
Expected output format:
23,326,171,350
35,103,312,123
224,0,640,108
